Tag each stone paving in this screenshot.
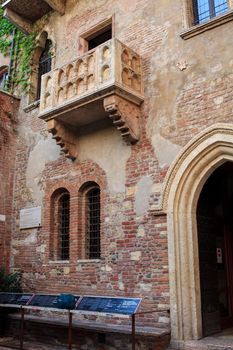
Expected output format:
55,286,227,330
0,339,70,350
167,328,233,350
1,329,233,350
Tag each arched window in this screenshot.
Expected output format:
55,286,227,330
58,192,70,260
50,188,70,261
36,39,52,100
85,186,101,259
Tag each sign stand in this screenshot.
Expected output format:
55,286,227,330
20,307,24,350
0,293,170,350
131,313,136,350
68,310,73,350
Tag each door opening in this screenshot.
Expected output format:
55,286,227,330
197,162,233,337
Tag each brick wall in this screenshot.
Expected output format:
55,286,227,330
6,0,233,348
0,91,19,270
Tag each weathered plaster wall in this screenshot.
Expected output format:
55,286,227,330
78,127,131,193
8,0,233,345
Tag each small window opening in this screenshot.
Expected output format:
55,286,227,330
86,187,101,259
87,24,112,50
0,66,9,91
37,39,52,100
0,71,8,90
97,333,106,344
58,193,70,260
193,0,229,24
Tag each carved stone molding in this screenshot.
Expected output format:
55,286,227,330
39,38,144,120
155,123,233,343
47,119,77,160
150,123,233,215
104,95,140,143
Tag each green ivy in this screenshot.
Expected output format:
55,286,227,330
12,31,37,92
0,6,14,56
0,4,37,93
0,267,22,292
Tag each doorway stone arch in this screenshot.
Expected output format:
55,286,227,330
160,123,233,345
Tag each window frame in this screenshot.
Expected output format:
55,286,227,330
79,16,114,55
57,192,70,261
180,0,233,39
24,31,55,111
50,188,70,262
193,0,229,25
85,186,101,259
78,182,101,261
36,39,52,100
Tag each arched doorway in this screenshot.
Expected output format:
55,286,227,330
197,162,233,336
158,123,233,344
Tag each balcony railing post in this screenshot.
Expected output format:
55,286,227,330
52,69,59,108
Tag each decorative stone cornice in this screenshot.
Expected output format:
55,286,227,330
104,95,140,143
47,119,78,160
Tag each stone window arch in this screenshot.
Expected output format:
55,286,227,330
78,182,101,259
159,123,233,346
50,187,70,261
36,38,52,100
29,31,53,104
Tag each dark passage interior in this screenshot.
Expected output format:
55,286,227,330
197,162,233,337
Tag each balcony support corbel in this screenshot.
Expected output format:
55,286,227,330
104,95,141,143
47,119,77,160
44,0,65,15
3,8,32,34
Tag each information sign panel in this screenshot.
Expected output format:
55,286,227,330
20,207,41,229
28,294,80,309
76,296,141,315
28,294,59,308
0,293,33,305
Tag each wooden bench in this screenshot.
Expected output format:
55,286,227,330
8,312,170,337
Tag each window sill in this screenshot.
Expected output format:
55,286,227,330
77,259,101,263
180,9,233,40
24,99,40,113
49,260,70,264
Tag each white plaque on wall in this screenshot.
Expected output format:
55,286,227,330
0,214,6,222
20,206,41,229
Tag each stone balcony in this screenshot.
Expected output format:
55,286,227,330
39,38,144,160
2,0,65,33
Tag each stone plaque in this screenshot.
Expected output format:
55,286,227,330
20,206,41,229
0,214,6,222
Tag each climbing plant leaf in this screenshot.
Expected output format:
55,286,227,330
0,4,37,93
